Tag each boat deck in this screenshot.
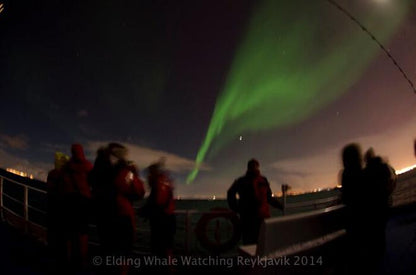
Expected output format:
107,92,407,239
0,204,415,274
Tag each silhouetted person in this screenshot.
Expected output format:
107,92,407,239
363,148,397,268
141,160,176,258
340,143,365,215
112,144,145,256
227,159,283,245
414,139,416,158
340,143,366,273
46,152,69,269
91,143,145,275
89,146,117,257
62,144,93,271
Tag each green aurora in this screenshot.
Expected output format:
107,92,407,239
187,0,411,183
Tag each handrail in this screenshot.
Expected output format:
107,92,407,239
265,204,345,223
286,195,341,209
28,205,47,215
0,174,47,236
2,192,24,205
0,175,47,194
2,168,416,254
2,205,23,219
0,173,343,233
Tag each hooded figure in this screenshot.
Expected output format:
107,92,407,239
64,144,93,197
62,143,93,270
227,159,283,245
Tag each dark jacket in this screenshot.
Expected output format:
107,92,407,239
227,172,282,220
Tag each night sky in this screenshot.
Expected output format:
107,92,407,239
1,0,415,197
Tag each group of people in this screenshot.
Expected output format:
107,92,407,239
340,144,397,273
44,140,413,273
226,142,405,273
46,143,175,274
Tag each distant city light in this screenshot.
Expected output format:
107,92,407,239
6,168,34,179
396,164,416,175
0,3,4,14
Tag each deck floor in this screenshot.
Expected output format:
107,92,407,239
1,205,415,275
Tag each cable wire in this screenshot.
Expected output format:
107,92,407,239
326,0,416,94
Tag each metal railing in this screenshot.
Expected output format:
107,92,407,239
0,175,47,233
0,172,341,254
285,195,341,210
1,168,415,254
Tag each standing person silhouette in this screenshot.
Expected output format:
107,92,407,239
340,143,365,223
414,138,416,158
88,146,115,258
110,143,145,275
340,143,366,273
46,152,69,270
89,143,145,275
363,148,396,270
141,160,176,258
227,159,283,245
62,144,93,271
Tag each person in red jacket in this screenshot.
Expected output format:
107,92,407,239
108,143,145,274
62,143,93,271
110,143,145,255
89,143,145,274
227,159,283,245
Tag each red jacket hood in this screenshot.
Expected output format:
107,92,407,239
71,144,86,161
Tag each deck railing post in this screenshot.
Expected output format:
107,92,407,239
23,185,29,233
